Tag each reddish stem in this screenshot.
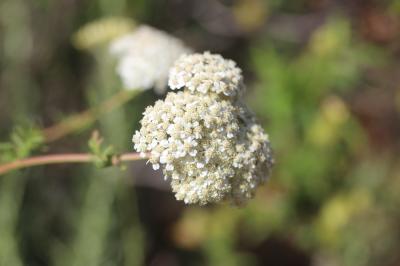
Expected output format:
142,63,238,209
0,152,145,176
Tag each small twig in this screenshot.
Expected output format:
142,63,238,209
0,152,146,176
43,90,139,143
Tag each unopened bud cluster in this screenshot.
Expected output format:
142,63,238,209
133,52,273,205
110,25,191,93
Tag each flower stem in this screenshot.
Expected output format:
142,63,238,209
43,90,140,143
0,153,145,176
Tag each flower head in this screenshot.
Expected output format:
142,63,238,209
110,25,191,93
168,52,244,97
132,91,273,205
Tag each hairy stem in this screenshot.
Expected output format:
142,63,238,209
0,153,145,176
43,90,140,143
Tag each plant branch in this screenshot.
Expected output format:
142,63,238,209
43,90,140,143
0,152,146,176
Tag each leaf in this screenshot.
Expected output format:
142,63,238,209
88,130,116,168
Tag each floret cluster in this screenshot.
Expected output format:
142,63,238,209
168,52,243,97
133,52,273,205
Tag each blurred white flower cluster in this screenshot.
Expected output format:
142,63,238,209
110,25,191,94
133,52,273,205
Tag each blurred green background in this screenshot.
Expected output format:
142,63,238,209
1,0,400,265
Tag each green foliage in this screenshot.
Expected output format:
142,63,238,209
0,125,44,162
243,15,396,266
88,131,116,168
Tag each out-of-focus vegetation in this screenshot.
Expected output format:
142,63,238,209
1,0,400,265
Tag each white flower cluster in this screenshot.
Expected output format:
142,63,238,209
169,52,243,97
133,52,273,205
110,25,191,94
